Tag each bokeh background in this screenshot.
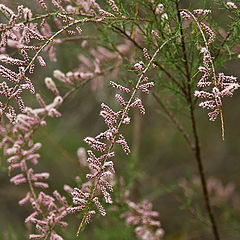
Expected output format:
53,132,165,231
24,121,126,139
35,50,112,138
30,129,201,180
0,0,239,239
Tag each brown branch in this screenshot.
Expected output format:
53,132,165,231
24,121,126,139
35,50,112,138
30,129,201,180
214,31,231,60
176,3,221,240
0,10,151,33
152,92,194,150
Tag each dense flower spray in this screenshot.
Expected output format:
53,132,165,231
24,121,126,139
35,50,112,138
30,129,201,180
181,9,239,140
0,0,130,122
0,1,173,238
0,90,68,239
67,37,175,235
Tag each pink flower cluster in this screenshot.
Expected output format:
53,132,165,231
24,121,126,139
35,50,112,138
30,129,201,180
226,2,238,10
67,82,142,224
67,56,157,230
195,50,239,121
0,1,173,238
52,40,132,91
0,0,127,122
121,200,164,240
0,89,68,239
27,190,69,240
0,2,66,120
180,9,240,122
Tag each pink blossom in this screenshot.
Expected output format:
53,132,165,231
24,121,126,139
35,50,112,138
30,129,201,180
93,197,106,216
37,0,48,9
45,77,59,96
121,200,164,240
226,2,238,9
115,93,126,107
110,81,131,93
108,0,121,15
37,56,46,67
130,98,146,115
116,134,130,155
84,137,107,152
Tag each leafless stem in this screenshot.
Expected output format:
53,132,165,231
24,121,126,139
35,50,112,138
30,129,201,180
152,92,194,150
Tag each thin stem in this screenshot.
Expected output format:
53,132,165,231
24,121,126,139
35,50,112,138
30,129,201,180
159,182,210,226
214,16,240,60
219,109,224,141
55,35,98,43
112,25,187,96
76,213,87,236
152,92,194,150
0,10,151,33
26,168,37,201
176,3,221,240
190,103,221,240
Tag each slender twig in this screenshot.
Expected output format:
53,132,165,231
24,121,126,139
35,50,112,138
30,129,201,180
152,92,194,150
26,167,37,201
0,10,151,33
159,182,210,226
214,31,231,60
214,17,240,60
62,65,118,100
55,35,98,43
176,3,220,240
112,25,187,96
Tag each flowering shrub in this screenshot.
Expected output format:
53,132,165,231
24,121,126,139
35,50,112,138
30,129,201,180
0,0,239,239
